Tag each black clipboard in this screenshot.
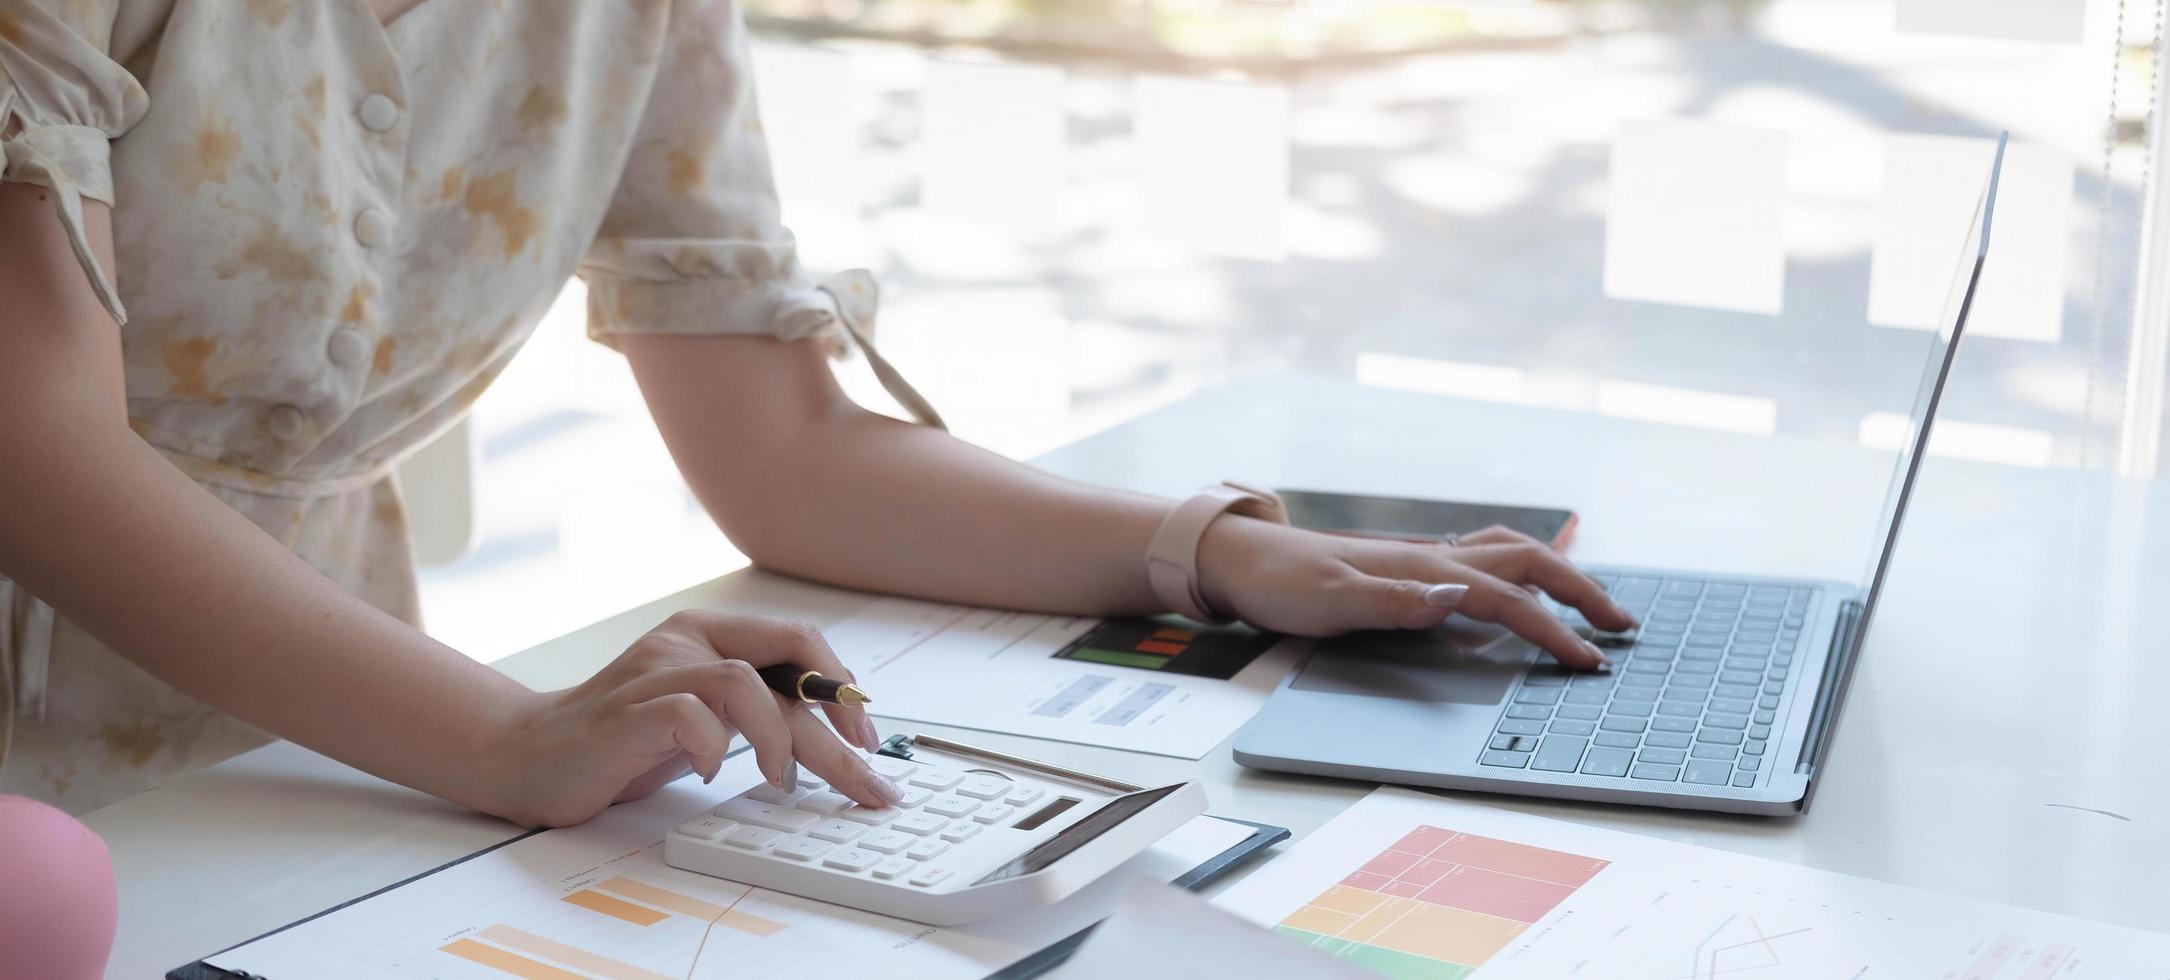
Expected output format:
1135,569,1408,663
167,814,1287,979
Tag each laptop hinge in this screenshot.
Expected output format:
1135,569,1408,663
1795,599,1865,776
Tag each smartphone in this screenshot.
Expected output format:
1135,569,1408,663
1275,489,1579,550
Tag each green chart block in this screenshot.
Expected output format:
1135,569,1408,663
1272,928,1475,980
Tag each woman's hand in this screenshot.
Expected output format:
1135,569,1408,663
1195,520,1636,668
484,611,906,828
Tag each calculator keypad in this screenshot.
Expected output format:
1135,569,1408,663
677,754,1064,891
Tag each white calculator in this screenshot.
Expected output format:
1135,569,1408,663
662,734,1207,925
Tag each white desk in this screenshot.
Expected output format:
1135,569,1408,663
86,376,2170,977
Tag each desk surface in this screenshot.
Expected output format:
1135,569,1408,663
86,375,2170,977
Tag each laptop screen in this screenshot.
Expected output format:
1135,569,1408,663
1850,132,2007,644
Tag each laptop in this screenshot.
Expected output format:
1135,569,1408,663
1233,132,2010,816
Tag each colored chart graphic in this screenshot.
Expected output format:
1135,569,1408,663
1656,913,1814,979
429,871,787,979
1273,825,1609,979
1053,617,1275,680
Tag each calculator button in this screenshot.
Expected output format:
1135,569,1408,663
868,757,919,780
823,848,881,872
798,773,828,791
955,775,1010,799
840,806,900,826
907,768,963,791
808,820,867,843
858,829,915,854
675,816,736,841
940,823,982,842
725,826,785,850
715,799,820,832
972,804,1015,824
892,812,948,836
924,795,979,818
906,839,949,861
908,867,953,887
1002,787,1044,806
871,859,915,880
773,837,832,861
744,783,807,806
795,792,856,816
896,786,935,808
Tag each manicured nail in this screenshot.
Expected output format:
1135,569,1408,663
869,774,906,807
779,762,799,793
1423,584,1470,607
702,768,715,785
1583,641,1613,670
858,717,882,752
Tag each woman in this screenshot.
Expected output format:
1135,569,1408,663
0,0,1631,964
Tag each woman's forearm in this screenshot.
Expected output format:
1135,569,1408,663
0,186,534,814
626,333,1175,616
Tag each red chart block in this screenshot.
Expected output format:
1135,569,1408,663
1416,865,1579,924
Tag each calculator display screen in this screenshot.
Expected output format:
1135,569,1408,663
971,784,1183,885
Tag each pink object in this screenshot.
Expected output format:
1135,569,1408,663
0,795,117,979
1144,481,1288,623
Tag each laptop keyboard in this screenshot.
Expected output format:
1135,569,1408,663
1480,575,1816,789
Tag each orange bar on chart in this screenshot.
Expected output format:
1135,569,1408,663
595,876,787,937
562,889,669,926
440,939,587,980
477,925,675,980
1366,900,1528,965
1150,627,1196,641
1135,640,1187,656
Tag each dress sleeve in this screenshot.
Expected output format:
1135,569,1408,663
0,0,149,325
575,0,942,428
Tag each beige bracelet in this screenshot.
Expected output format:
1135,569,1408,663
1144,481,1289,623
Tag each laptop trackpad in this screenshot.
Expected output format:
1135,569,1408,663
1292,626,1537,704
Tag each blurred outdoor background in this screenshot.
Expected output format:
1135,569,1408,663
416,0,2161,662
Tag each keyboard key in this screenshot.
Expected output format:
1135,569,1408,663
725,826,785,849
1514,687,1563,705
1548,720,1596,736
1657,701,1702,717
973,804,1016,824
872,859,915,879
1506,704,1553,720
1644,730,1692,748
1564,688,1612,705
955,776,1010,800
1607,701,1653,718
1764,681,1785,695
1710,698,1753,715
1683,760,1732,785
1000,787,1042,807
940,823,982,842
892,812,948,836
1759,694,1781,709
909,867,953,887
1738,755,1764,771
1522,669,1570,686
1580,747,1633,776
1691,742,1738,760
1595,731,1641,749
868,757,918,780
1768,668,1789,682
774,837,833,861
1697,728,1745,745
824,848,881,872
906,839,950,861
1716,683,1758,699
795,792,856,816
1631,763,1682,781
1625,661,1670,676
1744,739,1767,756
1490,733,1539,752
676,816,736,841
1481,749,1531,768
1720,670,1759,685
1637,746,1687,765
808,819,867,843
908,769,963,791
1533,736,1588,772
1703,712,1748,730
1750,724,1772,740
1651,716,1698,733
1733,772,1758,788
924,795,979,818
798,773,828,791
896,786,934,808
1556,704,1604,721
748,781,810,805
716,798,821,832
1498,719,1546,736
858,829,915,854
1599,716,1647,734
840,806,901,826
1617,672,1666,689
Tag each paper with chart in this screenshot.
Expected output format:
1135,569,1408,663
1215,788,2170,979
202,753,1255,979
822,598,1305,758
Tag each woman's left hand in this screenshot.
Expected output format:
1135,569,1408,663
1194,519,1637,669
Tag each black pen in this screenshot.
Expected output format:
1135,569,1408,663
756,665,872,706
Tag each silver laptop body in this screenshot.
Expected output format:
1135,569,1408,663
1233,134,2010,816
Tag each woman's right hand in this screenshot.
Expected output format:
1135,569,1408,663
485,611,907,828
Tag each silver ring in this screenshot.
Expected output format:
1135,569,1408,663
1441,533,1462,547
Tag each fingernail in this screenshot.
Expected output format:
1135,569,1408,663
869,774,905,807
780,762,799,793
1583,641,1613,670
1423,584,1470,608
703,770,715,785
859,717,882,752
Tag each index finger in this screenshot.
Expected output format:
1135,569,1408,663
1450,544,1636,632
664,612,877,752
1453,570,1610,670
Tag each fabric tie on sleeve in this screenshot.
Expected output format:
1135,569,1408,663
814,270,946,431
0,578,59,777
0,123,129,325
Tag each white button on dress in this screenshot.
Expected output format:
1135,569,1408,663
356,93,399,133
266,405,307,442
327,328,371,369
352,208,390,248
